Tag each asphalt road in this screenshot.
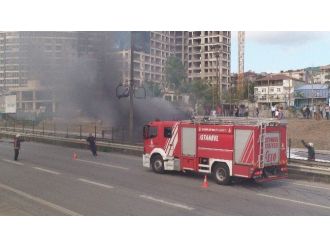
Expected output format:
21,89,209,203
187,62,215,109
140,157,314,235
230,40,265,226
0,140,329,215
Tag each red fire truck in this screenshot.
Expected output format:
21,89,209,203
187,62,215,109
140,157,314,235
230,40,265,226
143,116,288,185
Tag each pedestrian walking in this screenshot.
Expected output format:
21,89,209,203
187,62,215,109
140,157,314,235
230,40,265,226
325,105,330,120
13,134,24,161
277,107,284,120
234,105,239,117
86,133,97,157
238,105,245,117
301,140,315,161
216,105,222,116
274,107,279,118
302,105,307,118
315,104,321,120
271,105,276,118
322,104,327,119
311,105,315,119
306,105,311,119
255,107,259,117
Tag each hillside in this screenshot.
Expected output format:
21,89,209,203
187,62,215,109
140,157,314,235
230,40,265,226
287,118,330,150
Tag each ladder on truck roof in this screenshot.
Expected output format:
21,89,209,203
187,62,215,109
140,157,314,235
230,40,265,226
187,115,287,126
259,122,267,168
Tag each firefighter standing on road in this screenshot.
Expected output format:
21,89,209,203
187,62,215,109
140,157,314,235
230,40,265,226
86,133,97,157
301,140,315,161
13,134,24,161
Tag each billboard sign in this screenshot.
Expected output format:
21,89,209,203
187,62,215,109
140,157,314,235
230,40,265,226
0,95,17,113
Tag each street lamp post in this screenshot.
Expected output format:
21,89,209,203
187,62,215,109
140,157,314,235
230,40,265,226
215,52,220,105
211,44,223,113
268,76,271,109
128,32,134,143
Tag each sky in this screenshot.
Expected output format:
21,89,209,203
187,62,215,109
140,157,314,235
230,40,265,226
231,31,330,74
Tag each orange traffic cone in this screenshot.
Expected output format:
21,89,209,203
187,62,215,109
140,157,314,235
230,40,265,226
202,175,208,188
72,152,77,160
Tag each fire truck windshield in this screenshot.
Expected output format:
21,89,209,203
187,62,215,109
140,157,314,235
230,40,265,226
143,125,158,139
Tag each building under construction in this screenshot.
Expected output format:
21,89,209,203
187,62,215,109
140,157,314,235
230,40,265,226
117,31,231,92
0,31,108,113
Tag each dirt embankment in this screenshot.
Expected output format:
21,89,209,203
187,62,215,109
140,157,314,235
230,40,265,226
287,119,330,150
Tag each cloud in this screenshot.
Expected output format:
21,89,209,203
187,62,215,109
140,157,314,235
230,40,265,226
246,31,330,46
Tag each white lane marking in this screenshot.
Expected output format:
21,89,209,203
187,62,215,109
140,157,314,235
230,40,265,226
278,181,330,191
77,178,114,189
257,193,330,210
109,154,140,162
76,159,129,170
139,195,194,211
0,182,80,216
290,182,330,191
32,167,60,175
2,159,24,166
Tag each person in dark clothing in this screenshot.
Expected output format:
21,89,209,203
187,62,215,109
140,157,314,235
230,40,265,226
86,133,97,157
301,140,315,161
305,106,311,119
13,134,24,161
234,106,239,117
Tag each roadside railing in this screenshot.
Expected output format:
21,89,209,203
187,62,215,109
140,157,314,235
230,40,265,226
0,120,142,144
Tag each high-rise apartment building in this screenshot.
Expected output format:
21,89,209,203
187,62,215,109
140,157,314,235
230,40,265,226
0,31,106,88
186,31,231,91
118,31,176,85
117,31,231,92
0,32,107,112
0,32,76,88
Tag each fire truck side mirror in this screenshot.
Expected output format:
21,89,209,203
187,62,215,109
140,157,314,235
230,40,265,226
143,125,149,139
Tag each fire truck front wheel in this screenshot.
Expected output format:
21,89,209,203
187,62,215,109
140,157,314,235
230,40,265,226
151,155,165,174
212,163,231,185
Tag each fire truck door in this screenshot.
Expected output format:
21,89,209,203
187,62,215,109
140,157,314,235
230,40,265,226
181,127,197,170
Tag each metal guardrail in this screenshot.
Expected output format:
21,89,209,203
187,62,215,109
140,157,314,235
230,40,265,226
0,125,142,145
288,163,330,176
288,158,330,177
0,123,143,144
0,130,143,154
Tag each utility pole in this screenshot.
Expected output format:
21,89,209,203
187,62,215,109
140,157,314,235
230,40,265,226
288,79,291,108
309,70,314,107
215,52,220,105
211,44,222,111
3,32,6,90
238,31,245,93
128,32,134,143
268,76,271,110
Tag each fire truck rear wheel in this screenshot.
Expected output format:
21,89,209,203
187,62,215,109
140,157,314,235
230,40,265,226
151,155,165,174
213,164,230,185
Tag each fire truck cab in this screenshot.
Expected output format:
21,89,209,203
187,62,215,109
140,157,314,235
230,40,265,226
143,116,288,185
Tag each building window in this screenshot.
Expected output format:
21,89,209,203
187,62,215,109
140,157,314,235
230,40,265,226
277,88,281,92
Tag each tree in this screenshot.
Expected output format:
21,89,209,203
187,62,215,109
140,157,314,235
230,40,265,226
231,80,256,102
144,81,163,97
186,80,212,113
164,56,186,90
